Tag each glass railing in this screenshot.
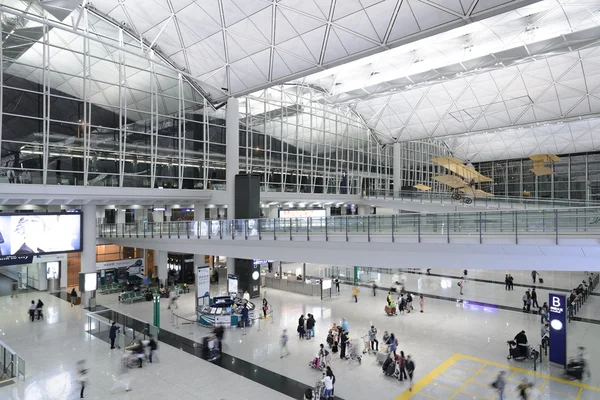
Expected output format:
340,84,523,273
365,189,598,209
98,207,600,244
0,339,24,380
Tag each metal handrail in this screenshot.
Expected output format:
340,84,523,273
98,207,600,245
364,189,599,209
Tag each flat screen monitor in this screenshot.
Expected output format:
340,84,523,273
0,213,82,257
46,261,60,280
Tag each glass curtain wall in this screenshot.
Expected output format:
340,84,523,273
0,6,223,190
395,139,452,192
473,153,600,202
240,85,392,195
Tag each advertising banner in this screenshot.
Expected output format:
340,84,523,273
196,265,210,298
549,293,567,367
0,255,33,266
0,213,82,256
96,258,144,274
228,274,239,295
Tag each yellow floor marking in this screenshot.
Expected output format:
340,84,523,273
416,393,439,400
395,354,462,400
448,363,488,400
443,373,467,381
396,353,600,400
461,391,488,400
458,354,600,393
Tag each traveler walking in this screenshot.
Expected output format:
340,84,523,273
36,299,44,320
262,298,268,319
406,293,413,313
398,295,406,314
148,335,157,363
335,278,340,292
387,333,397,357
167,291,178,309
109,322,120,349
111,355,132,393
387,292,393,306
325,366,336,397
491,371,506,400
76,360,88,398
280,329,290,358
321,373,334,400
341,318,349,335
531,288,539,309
28,300,36,321
70,288,78,306
531,270,538,284
419,294,424,313
368,325,378,351
352,286,359,303
508,274,514,290
406,355,415,391
458,279,464,295
372,281,378,296
241,304,249,334
398,351,408,381
523,290,531,312
505,274,510,290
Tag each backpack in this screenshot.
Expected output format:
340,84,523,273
382,356,393,372
304,388,313,399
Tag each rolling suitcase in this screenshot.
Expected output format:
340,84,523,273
539,278,544,284
376,351,388,364
382,356,393,373
385,360,396,376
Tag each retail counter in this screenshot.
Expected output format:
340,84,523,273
264,276,322,296
197,296,255,327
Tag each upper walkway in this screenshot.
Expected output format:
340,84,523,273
99,207,600,271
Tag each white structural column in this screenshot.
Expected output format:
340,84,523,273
81,204,97,307
156,250,168,285
393,142,402,197
226,97,239,276
193,205,206,287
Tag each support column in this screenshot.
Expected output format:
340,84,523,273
116,209,126,225
156,250,168,285
393,142,402,197
226,97,239,277
81,204,97,307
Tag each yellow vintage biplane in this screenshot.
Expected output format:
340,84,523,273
430,157,494,204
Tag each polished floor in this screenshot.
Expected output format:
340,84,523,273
2,269,600,400
0,292,292,400
96,269,600,399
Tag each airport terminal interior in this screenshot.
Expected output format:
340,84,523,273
4,0,600,399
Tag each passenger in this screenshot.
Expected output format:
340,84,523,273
387,292,393,306
508,274,514,290
398,294,406,314
406,293,413,312
76,360,88,399
321,372,334,400
514,330,528,358
306,314,315,339
334,277,340,292
318,343,331,368
386,333,397,357
406,355,415,391
492,371,506,400
325,366,336,397
36,299,44,320
28,300,36,321
262,298,268,319
531,288,539,309
240,303,249,333
242,290,250,303
341,318,349,335
340,329,348,359
213,325,224,353
109,322,120,349
368,325,378,351
352,286,359,303
280,329,290,358
419,294,424,313
576,346,590,378
382,331,390,347
148,335,157,363
458,279,465,295
372,281,378,296
397,350,408,381
167,290,178,310
70,288,78,307
505,274,510,290
298,322,306,339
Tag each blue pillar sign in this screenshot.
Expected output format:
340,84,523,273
549,293,567,367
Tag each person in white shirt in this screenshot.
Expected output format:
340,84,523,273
28,300,36,322
280,329,290,358
242,291,250,303
321,374,334,399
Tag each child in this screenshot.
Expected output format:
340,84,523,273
298,323,306,339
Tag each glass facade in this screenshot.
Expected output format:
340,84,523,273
473,153,600,202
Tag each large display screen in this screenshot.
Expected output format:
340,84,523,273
0,213,82,256
279,209,326,219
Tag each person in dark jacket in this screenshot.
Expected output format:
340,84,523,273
36,299,44,320
109,322,120,349
340,329,348,359
241,304,249,334
505,274,510,290
70,288,78,307
306,314,315,340
406,355,415,391
531,288,539,309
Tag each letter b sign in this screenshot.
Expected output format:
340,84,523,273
552,296,561,307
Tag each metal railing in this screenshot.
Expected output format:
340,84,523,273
0,339,24,381
99,207,600,245
567,273,599,322
86,309,159,345
365,189,598,209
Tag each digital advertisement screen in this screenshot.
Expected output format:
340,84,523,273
0,213,82,256
278,209,327,219
46,261,60,280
